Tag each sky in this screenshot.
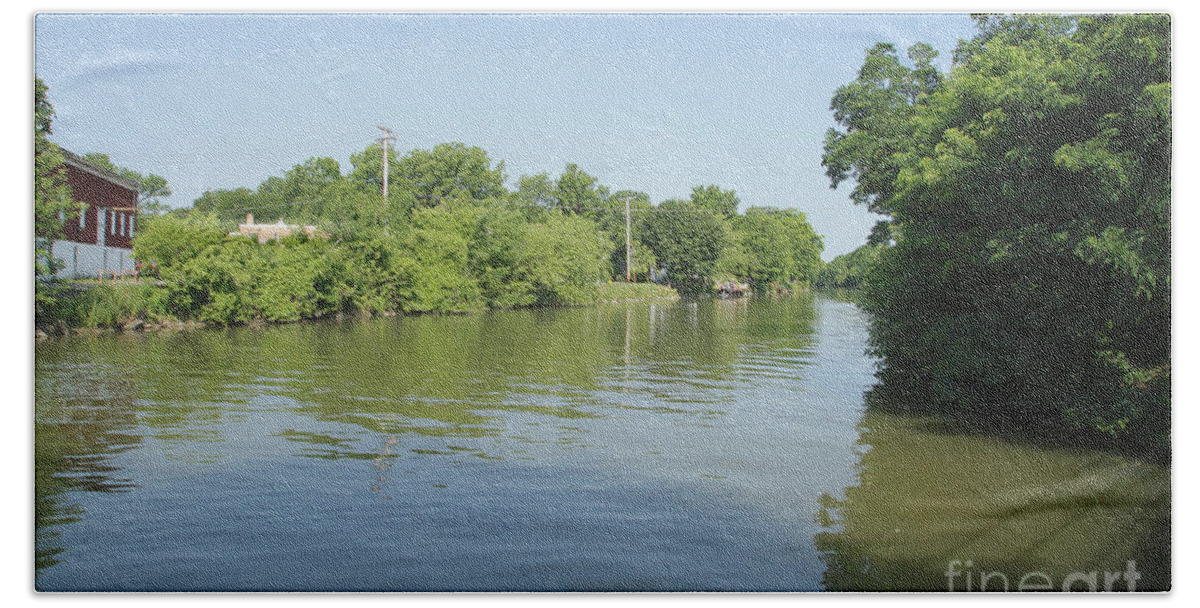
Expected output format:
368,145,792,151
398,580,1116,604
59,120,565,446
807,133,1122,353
34,12,979,259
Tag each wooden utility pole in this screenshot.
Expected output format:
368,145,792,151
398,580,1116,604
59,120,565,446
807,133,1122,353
624,197,633,282
376,126,396,209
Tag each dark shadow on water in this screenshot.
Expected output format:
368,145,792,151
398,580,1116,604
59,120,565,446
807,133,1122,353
863,380,1171,467
814,387,1171,592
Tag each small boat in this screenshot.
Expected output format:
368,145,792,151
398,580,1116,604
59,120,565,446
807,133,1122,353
714,281,749,298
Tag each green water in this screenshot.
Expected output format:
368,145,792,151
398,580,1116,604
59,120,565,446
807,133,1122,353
33,294,1169,591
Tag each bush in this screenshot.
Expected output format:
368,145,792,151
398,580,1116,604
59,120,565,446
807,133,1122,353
516,214,609,306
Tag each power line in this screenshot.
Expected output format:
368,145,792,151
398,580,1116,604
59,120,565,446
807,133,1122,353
409,195,721,214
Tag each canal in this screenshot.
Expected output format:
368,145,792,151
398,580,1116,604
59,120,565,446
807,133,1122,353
33,294,1168,591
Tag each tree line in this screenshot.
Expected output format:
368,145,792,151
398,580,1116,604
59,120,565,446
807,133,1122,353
180,142,824,296
822,14,1170,455
36,77,824,326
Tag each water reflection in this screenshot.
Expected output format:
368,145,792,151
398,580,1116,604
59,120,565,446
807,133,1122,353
34,362,141,572
34,296,828,588
35,294,1165,591
815,411,1170,591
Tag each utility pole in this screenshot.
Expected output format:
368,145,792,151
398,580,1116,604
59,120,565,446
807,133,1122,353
624,197,633,283
376,126,396,210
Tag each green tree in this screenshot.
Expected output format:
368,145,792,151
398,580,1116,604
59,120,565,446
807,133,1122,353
733,207,823,286
133,213,224,269
192,187,258,228
689,185,740,216
319,179,398,236
554,163,607,215
396,142,507,207
515,213,609,306
822,42,942,214
34,77,79,298
816,242,885,289
515,173,556,207
824,15,1171,451
601,190,655,281
469,205,536,308
349,141,414,219
865,220,893,247
641,200,728,295
280,156,342,220
80,152,172,214
137,174,173,214
395,203,485,312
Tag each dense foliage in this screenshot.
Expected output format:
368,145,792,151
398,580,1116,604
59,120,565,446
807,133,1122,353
34,77,81,315
816,243,884,290
823,15,1171,452
722,207,824,288
37,77,824,328
141,160,823,320
816,220,891,289
145,145,823,309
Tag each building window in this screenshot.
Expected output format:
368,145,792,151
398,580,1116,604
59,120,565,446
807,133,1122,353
80,208,86,229
120,213,126,236
110,211,116,234
58,210,65,222
130,217,135,238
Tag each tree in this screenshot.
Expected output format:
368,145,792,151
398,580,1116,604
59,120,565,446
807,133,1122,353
133,213,224,269
515,213,609,306
278,156,343,223
515,173,557,207
137,174,173,214
822,42,942,214
469,206,536,308
689,185,740,216
34,77,77,285
395,203,485,313
192,187,258,227
734,207,823,286
80,152,172,214
601,190,655,280
348,141,413,219
816,242,885,289
554,163,607,215
823,15,1171,451
395,142,507,206
865,220,893,247
641,200,727,294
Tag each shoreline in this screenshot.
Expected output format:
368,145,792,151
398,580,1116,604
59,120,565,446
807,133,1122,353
34,284,683,341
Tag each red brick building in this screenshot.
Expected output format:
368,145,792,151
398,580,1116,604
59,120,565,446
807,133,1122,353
50,150,141,277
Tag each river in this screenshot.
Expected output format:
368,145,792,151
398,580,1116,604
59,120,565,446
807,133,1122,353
33,294,1169,591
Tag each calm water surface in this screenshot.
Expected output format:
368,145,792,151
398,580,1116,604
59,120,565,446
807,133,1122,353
34,294,1168,591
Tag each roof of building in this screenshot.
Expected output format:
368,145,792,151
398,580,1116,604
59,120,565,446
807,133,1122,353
59,149,142,192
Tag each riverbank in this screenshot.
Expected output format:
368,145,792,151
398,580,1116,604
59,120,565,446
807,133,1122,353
594,281,680,303
35,279,681,339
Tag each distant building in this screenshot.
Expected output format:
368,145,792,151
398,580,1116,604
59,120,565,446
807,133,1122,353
49,150,140,278
232,214,320,243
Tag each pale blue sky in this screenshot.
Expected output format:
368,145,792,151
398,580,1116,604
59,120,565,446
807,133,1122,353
34,13,977,258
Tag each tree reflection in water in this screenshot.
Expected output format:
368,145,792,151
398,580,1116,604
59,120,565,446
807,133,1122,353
815,410,1170,591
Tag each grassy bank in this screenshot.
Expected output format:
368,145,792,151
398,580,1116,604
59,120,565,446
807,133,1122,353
36,278,681,337
37,282,172,332
594,281,679,303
